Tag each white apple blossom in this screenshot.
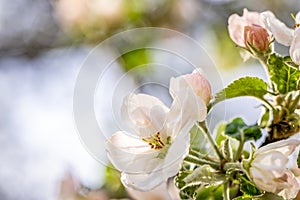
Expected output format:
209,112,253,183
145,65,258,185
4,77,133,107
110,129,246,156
246,139,300,199
261,11,300,65
105,70,210,191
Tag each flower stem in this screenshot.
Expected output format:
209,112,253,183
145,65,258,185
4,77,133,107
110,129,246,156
223,162,243,171
197,121,224,160
185,155,219,169
234,141,244,162
189,149,216,162
223,181,230,200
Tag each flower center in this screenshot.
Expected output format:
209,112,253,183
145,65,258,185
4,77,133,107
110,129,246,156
142,132,166,150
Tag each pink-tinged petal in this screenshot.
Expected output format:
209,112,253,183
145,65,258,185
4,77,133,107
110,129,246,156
121,93,169,137
228,13,247,47
242,8,265,27
261,11,294,46
105,131,162,173
183,69,211,105
168,69,209,128
290,28,300,65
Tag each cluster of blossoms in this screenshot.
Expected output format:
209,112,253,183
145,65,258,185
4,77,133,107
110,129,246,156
105,8,300,200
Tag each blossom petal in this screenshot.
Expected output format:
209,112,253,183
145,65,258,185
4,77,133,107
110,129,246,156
296,11,300,24
290,28,300,65
121,93,169,137
126,182,172,200
261,11,294,46
242,8,265,27
169,71,208,123
249,138,300,199
121,171,165,191
255,138,300,157
162,130,190,177
105,131,162,173
120,132,190,191
228,9,265,47
228,13,247,47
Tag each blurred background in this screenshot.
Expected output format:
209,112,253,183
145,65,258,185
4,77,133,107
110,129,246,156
1,0,299,199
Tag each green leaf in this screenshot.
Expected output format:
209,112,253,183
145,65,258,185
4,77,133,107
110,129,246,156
184,165,225,186
195,185,224,200
210,77,268,107
239,175,262,196
225,118,262,142
268,54,300,94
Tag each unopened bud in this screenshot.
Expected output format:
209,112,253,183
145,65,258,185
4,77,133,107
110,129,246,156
244,25,270,53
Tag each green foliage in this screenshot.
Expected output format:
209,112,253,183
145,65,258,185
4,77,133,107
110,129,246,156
102,164,128,198
225,118,262,142
210,77,268,108
268,54,300,94
239,175,262,197
195,185,224,200
120,48,151,72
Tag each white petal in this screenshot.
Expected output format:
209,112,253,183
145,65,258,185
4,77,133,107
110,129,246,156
296,11,300,24
169,77,207,120
167,89,206,139
255,138,300,157
126,182,173,200
290,28,300,65
261,11,294,46
120,131,190,191
121,93,169,137
252,151,289,175
105,131,162,173
121,171,164,191
162,131,190,177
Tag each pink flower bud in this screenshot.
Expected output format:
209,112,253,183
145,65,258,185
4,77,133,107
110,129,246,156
244,25,270,52
228,9,271,54
183,70,212,105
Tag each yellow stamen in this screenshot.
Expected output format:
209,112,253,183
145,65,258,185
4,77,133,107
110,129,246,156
142,132,165,150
